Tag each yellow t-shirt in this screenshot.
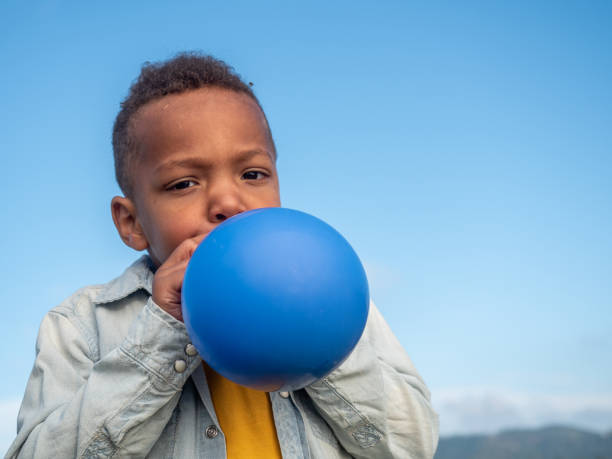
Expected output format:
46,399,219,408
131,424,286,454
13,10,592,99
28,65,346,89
204,363,282,458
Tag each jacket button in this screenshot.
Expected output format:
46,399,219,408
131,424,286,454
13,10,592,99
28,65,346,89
185,343,198,356
279,391,290,399
205,425,219,438
174,360,187,373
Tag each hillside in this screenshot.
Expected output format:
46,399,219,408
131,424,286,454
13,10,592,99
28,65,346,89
435,425,612,459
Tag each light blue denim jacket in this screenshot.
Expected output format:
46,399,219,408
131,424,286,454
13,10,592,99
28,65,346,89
7,257,438,458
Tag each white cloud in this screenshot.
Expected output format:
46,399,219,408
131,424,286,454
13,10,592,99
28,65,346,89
432,387,612,436
0,399,19,455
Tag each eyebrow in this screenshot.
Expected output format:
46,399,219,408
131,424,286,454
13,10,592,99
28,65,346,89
154,149,274,173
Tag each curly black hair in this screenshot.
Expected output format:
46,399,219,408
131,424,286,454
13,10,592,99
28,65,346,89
112,52,274,197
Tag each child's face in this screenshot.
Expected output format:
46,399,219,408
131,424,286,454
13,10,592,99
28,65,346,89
116,88,281,267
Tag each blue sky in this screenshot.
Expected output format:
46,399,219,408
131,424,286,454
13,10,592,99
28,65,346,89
1,0,611,450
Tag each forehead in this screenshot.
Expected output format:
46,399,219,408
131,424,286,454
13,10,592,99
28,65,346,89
133,87,267,138
129,88,273,163
137,87,263,118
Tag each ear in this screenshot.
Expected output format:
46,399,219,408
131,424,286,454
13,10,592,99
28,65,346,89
111,196,149,251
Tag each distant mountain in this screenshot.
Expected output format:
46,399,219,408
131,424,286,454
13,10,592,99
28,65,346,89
435,425,612,459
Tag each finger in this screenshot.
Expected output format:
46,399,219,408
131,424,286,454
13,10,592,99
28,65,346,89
187,233,207,257
164,234,207,265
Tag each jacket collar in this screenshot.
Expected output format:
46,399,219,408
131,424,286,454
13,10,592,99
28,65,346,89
94,255,156,304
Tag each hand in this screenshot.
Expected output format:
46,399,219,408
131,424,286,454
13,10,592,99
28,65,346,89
152,234,206,322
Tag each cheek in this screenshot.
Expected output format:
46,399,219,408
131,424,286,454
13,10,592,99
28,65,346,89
248,190,281,209
270,194,282,206
260,180,282,205
164,217,200,243
268,188,282,206
149,217,195,256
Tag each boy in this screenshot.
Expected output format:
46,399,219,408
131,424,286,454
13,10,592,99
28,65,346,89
7,53,438,458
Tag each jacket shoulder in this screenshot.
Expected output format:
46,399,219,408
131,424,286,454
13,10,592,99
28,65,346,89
41,257,153,359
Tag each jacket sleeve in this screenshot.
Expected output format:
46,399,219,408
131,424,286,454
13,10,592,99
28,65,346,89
6,298,201,458
304,301,439,459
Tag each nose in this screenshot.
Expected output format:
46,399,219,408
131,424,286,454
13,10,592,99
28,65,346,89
207,177,247,223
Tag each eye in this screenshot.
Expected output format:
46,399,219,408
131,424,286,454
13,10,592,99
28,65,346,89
168,179,197,191
242,170,268,181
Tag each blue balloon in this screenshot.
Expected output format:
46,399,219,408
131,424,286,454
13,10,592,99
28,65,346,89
182,207,369,392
